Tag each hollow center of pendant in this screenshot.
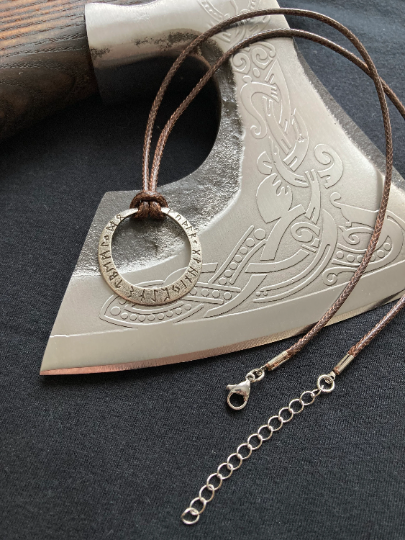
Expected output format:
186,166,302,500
112,211,190,276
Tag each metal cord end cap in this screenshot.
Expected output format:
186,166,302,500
265,350,289,371
333,354,355,375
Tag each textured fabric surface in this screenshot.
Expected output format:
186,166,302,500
1,1,405,539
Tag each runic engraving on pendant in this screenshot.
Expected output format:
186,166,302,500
98,207,202,307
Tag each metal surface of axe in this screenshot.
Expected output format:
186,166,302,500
40,0,405,374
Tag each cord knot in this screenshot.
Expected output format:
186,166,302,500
130,190,168,220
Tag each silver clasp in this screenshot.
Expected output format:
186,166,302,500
226,368,265,410
226,379,251,410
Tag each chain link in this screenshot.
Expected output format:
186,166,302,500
181,372,336,525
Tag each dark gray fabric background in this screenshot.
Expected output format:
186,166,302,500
1,1,404,538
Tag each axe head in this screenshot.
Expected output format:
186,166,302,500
40,0,405,374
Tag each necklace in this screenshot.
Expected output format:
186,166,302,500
97,8,405,524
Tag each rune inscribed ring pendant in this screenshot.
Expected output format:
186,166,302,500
98,207,202,306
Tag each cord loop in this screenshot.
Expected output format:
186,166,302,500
130,190,168,220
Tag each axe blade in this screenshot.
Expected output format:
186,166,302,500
40,0,405,374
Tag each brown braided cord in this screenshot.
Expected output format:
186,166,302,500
141,9,394,192
138,9,405,362
148,28,392,188
142,8,392,186
137,8,391,216
348,295,405,357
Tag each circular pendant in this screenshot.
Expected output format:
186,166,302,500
98,207,202,306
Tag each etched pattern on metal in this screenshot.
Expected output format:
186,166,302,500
198,0,271,44
100,40,405,326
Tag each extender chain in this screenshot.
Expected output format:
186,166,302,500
181,372,336,525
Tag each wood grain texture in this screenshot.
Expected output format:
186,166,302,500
0,0,140,139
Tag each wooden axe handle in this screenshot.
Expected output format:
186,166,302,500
0,0,140,140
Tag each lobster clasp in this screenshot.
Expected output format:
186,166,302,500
226,379,251,410
226,368,266,410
